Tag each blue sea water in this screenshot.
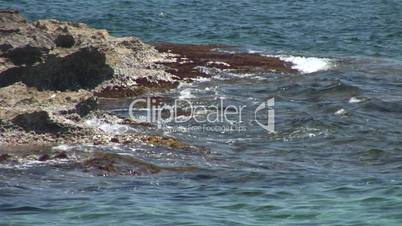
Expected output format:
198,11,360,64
2,0,402,225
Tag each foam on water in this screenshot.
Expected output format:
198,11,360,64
178,88,196,99
279,56,334,74
84,118,133,134
335,108,347,115
349,97,363,103
246,49,335,74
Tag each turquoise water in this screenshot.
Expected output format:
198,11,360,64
2,1,402,225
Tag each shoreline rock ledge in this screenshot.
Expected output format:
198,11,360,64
0,10,295,148
0,10,295,175
0,10,183,147
0,10,294,147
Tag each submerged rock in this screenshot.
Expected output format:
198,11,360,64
53,151,68,159
81,151,162,176
154,43,296,80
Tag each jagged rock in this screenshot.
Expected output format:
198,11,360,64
0,153,10,162
2,45,45,65
54,34,75,48
53,151,68,159
75,96,98,116
0,11,291,155
11,111,67,134
80,151,162,176
0,11,55,52
94,85,145,98
0,11,177,94
0,47,114,91
38,153,50,161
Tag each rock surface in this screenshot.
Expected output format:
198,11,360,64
154,43,296,80
0,10,180,147
0,10,294,175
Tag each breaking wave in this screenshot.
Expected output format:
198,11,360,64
279,56,335,74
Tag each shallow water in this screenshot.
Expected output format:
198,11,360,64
2,0,402,225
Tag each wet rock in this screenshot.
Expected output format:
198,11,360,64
134,77,179,89
75,96,98,117
94,85,145,98
81,152,162,176
155,43,297,79
0,12,210,153
0,9,19,14
0,11,55,52
0,153,11,162
0,28,19,33
143,135,203,151
0,43,12,51
38,153,50,161
110,137,119,143
53,151,68,159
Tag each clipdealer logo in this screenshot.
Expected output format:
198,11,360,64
128,97,275,133
254,98,275,133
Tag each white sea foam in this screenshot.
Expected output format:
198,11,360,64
262,53,335,74
193,76,211,83
349,97,363,103
84,118,132,134
335,108,347,115
206,61,231,67
279,56,334,74
52,144,75,151
178,88,195,99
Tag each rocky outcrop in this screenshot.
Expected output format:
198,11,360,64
0,10,178,93
11,110,67,134
0,10,180,147
0,10,294,175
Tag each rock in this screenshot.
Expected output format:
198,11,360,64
75,96,98,117
0,153,11,162
110,137,119,143
54,34,75,48
11,111,66,134
0,11,287,157
53,151,68,159
94,85,145,98
0,11,55,52
81,151,162,176
154,43,297,79
0,11,177,93
38,153,50,161
2,45,45,65
0,47,115,91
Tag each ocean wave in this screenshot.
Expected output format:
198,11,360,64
275,81,361,99
247,49,336,74
279,56,335,74
363,99,402,113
